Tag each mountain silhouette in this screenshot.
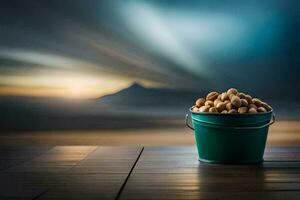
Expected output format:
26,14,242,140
98,82,207,107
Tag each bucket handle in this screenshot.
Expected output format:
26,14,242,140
185,114,195,130
185,113,275,131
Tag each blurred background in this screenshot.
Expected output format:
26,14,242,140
0,0,299,146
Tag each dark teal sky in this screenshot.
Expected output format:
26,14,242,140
0,0,299,99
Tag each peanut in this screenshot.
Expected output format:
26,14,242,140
216,102,227,112
252,98,262,107
199,105,210,112
195,98,205,107
249,104,257,109
192,106,199,112
227,88,238,95
205,100,214,107
261,102,272,111
221,92,229,101
238,106,248,113
231,95,241,108
209,107,218,113
257,107,267,112
228,109,238,114
206,92,219,101
237,92,246,99
229,93,235,100
221,110,228,114
248,107,257,113
226,103,232,111
214,99,222,107
241,99,248,107
245,95,253,104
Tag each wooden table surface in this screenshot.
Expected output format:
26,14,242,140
1,146,300,200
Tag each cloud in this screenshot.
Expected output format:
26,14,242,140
0,0,298,98
118,1,210,77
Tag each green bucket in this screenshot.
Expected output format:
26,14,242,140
186,107,275,164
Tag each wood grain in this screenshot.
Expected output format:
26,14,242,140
0,146,299,200
0,146,142,200
120,146,300,200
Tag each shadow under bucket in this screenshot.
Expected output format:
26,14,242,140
186,107,275,164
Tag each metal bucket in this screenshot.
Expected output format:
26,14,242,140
186,107,275,164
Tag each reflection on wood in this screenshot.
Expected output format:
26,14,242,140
0,146,299,199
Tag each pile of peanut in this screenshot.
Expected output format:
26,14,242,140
192,88,272,114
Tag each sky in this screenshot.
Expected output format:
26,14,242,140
0,0,299,99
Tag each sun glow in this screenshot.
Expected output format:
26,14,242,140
0,73,133,99
0,48,161,99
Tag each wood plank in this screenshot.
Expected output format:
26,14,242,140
38,173,128,200
70,147,142,173
0,172,59,200
5,146,97,172
39,147,142,200
0,147,51,171
134,146,300,173
121,191,300,200
0,146,142,200
120,146,300,200
1,146,300,200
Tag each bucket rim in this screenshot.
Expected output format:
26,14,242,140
189,106,273,115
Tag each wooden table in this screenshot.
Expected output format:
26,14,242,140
0,146,300,200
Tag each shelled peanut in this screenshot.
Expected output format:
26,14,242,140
192,88,272,114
